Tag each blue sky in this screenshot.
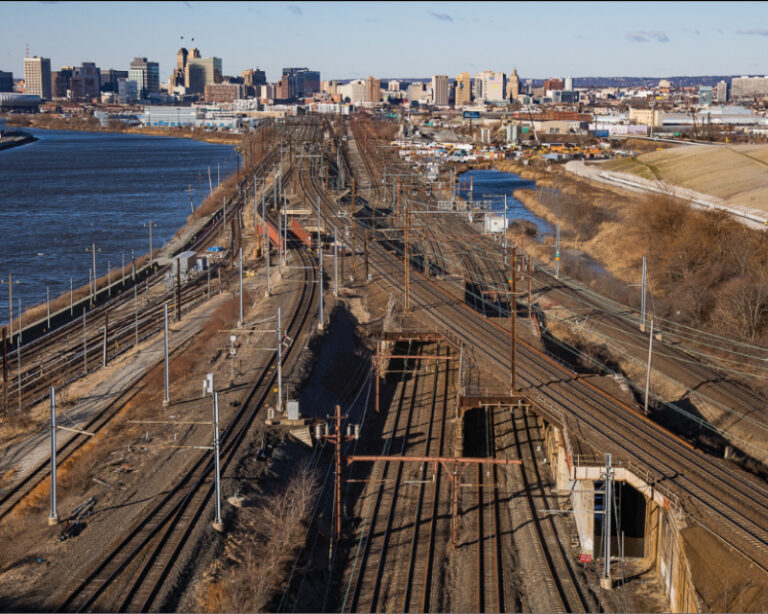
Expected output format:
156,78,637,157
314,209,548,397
3,1,768,82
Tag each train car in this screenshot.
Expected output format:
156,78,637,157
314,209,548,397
256,220,283,252
290,218,313,249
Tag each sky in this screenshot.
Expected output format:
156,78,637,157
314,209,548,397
3,1,768,82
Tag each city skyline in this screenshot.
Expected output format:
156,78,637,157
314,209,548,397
3,1,768,82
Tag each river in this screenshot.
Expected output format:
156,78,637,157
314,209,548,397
457,168,552,234
0,128,238,322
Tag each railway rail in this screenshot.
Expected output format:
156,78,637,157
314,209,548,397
52,210,319,613
345,123,768,580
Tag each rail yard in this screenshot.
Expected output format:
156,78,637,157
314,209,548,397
0,115,767,613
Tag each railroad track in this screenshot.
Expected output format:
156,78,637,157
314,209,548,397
343,124,768,579
52,226,319,613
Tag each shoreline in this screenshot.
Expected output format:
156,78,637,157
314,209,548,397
3,118,242,146
0,131,38,152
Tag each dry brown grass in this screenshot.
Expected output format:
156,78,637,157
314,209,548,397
199,461,319,613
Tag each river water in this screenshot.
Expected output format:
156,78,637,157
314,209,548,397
457,168,552,234
0,129,237,322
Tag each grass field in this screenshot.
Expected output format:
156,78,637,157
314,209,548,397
603,144,768,211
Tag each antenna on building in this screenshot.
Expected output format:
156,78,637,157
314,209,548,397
25,43,30,58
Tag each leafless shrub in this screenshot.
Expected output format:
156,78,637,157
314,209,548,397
202,461,319,612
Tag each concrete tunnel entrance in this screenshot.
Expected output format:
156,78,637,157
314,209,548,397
594,481,647,558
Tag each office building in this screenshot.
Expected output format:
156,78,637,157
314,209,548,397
0,71,13,92
185,56,221,95
101,69,128,93
281,67,320,98
364,76,381,103
506,68,520,100
387,80,401,92
431,75,450,106
204,83,243,103
476,71,506,102
129,57,160,97
24,56,51,100
71,62,100,101
716,80,729,103
698,85,713,106
731,76,768,99
118,78,138,103
564,76,573,91
407,82,425,103
544,78,564,91
455,72,472,107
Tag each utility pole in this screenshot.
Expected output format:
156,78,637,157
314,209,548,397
333,228,338,297
163,304,170,407
144,221,157,266
555,223,560,279
315,404,359,544
48,386,58,525
2,328,7,416
238,247,243,327
640,256,647,332
276,307,283,413
404,198,411,312
1,275,17,341
644,319,654,415
318,227,324,330
511,248,518,393
600,453,615,590
85,244,101,306
46,287,50,330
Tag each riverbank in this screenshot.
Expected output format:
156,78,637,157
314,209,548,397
0,131,38,151
4,115,242,146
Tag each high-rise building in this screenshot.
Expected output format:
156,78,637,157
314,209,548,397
71,62,100,101
118,78,138,103
281,67,320,98
204,83,243,103
473,72,484,100
506,68,520,100
475,71,505,102
455,72,472,107
698,85,713,106
52,67,74,99
731,76,768,99
24,56,51,100
100,69,128,93
0,71,13,92
716,80,729,103
431,75,450,106
129,57,160,97
275,77,292,100
564,76,573,91
407,82,425,103
364,76,380,103
543,78,564,91
185,56,221,94
387,80,401,92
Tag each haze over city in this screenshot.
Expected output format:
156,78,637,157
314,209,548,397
4,1,768,81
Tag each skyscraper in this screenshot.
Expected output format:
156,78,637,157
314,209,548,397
0,71,14,92
506,69,520,100
431,75,450,106
24,56,51,100
364,76,381,103
455,72,472,107
185,56,221,94
282,67,320,98
129,57,159,97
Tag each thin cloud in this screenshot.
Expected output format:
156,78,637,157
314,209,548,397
182,0,192,7
738,29,768,36
287,4,302,15
428,11,453,22
625,30,669,42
